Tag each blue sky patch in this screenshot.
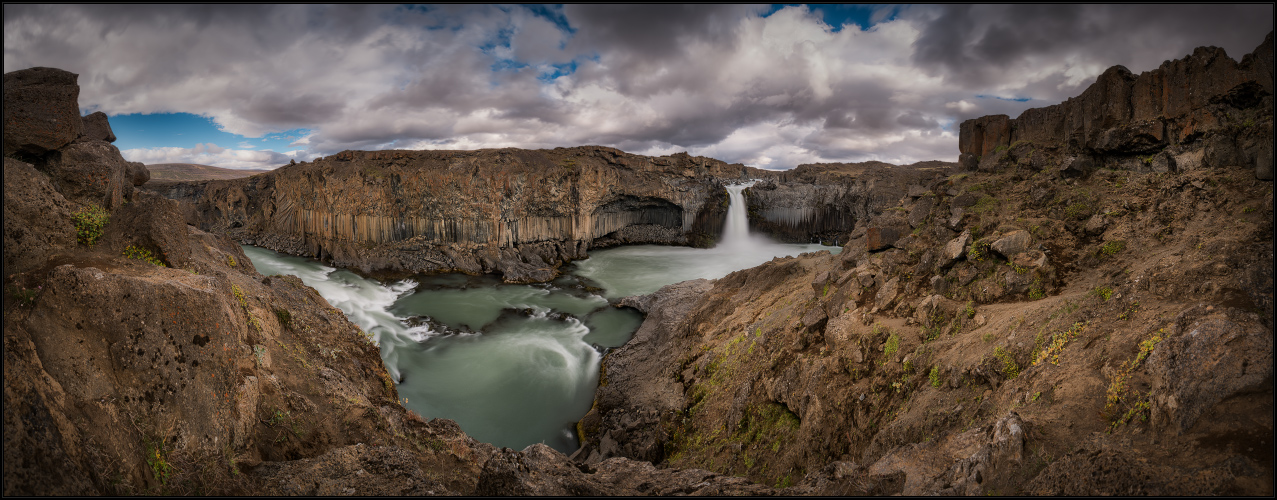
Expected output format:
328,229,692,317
108,112,309,152
976,95,1033,102
762,4,897,32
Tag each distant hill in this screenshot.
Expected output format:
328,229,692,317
145,163,271,181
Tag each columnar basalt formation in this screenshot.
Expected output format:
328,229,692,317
155,148,767,282
743,161,956,244
960,31,1274,179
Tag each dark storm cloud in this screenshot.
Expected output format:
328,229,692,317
909,4,1274,91
3,4,1271,170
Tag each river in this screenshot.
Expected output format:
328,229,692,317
241,183,840,453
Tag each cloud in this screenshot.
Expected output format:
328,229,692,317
121,143,313,170
5,4,1272,169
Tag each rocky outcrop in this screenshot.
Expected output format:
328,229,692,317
154,148,770,282
78,111,117,143
960,31,1274,179
2,67,82,157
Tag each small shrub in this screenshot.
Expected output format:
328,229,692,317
1097,240,1126,258
274,308,292,329
144,438,174,485
123,245,166,267
1064,202,1092,220
963,301,976,319
1091,286,1114,301
994,346,1020,379
71,204,110,246
929,366,942,388
882,332,900,362
226,255,237,267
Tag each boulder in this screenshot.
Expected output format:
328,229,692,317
126,161,150,186
873,277,900,311
990,230,1032,259
3,67,82,156
44,140,131,209
940,230,972,268
908,195,934,228
865,226,905,252
77,111,116,143
1147,308,1273,434
811,271,831,296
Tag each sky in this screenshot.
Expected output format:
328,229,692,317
4,4,1272,171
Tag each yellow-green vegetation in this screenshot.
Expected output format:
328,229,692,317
881,330,900,363
123,245,166,267
1064,201,1092,220
1105,328,1165,431
1091,286,1114,301
71,204,110,246
226,255,237,267
1028,279,1046,300
231,284,262,332
1118,301,1139,321
929,366,942,387
1032,322,1086,366
963,301,976,319
1097,240,1126,258
144,437,174,486
971,195,999,214
994,346,1020,379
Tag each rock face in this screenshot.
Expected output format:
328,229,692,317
3,67,82,157
155,148,768,282
744,161,954,245
960,32,1275,179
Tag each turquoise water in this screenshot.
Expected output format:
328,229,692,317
241,184,840,453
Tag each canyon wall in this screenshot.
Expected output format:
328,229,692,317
744,161,954,244
959,31,1274,179
155,148,769,282
159,147,938,281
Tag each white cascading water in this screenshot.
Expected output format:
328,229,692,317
720,182,754,248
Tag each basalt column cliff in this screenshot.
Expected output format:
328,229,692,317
155,148,773,282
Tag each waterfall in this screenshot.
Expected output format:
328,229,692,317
720,182,755,249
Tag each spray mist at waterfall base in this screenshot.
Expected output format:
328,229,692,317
240,184,840,453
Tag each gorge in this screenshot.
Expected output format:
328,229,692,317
4,31,1274,496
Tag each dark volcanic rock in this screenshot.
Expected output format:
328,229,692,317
2,158,77,276
2,67,82,157
77,111,116,143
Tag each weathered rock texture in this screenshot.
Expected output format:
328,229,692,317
579,33,1274,496
959,31,1274,180
3,67,82,157
154,148,770,282
743,161,954,244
